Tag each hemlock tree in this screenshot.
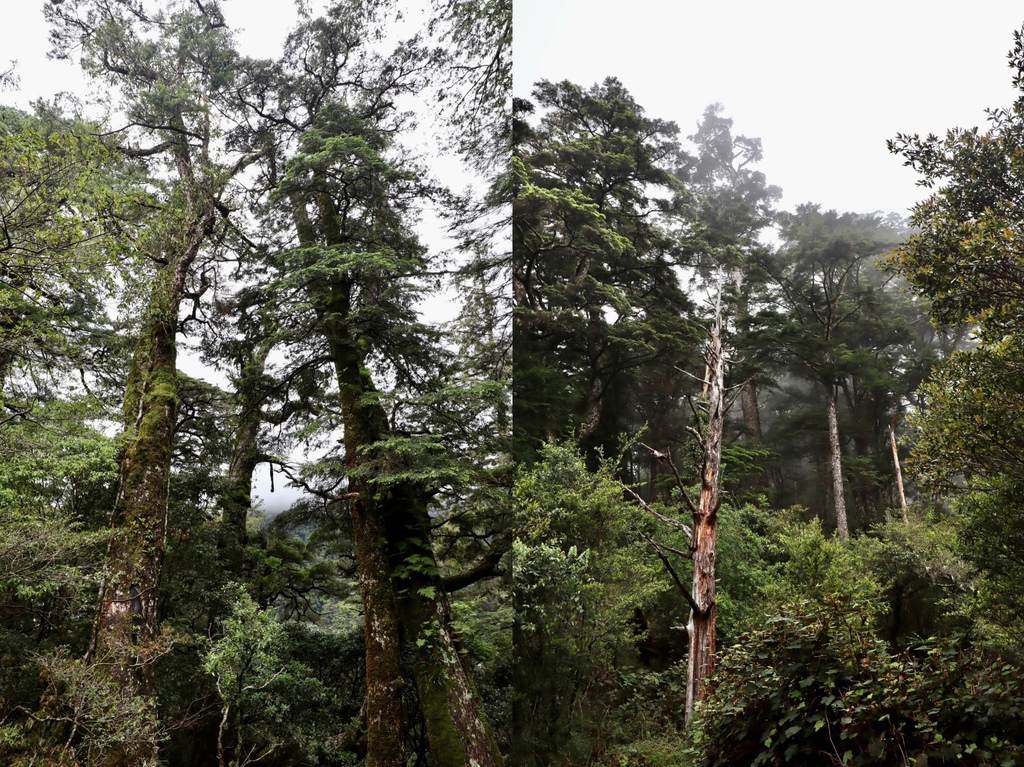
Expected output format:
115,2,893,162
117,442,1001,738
46,1,259,762
226,5,507,763
513,78,698,464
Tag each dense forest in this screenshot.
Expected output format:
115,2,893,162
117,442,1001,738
1,0,510,765
4,2,1024,766
512,24,1024,767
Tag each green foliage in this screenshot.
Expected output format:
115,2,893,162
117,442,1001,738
690,597,1024,767
950,483,1024,647
513,78,698,463
203,586,355,766
887,25,1024,657
712,503,788,644
910,339,1024,491
861,513,971,643
513,441,667,766
29,647,164,767
766,517,882,608
602,735,694,767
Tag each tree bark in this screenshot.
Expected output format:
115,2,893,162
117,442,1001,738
218,340,272,563
685,307,725,726
740,379,762,443
326,302,503,766
88,196,217,766
824,383,849,540
314,236,503,765
88,273,179,767
889,420,908,522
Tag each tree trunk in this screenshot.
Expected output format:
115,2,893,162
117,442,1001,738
889,420,908,522
685,307,725,726
88,197,217,766
219,340,272,565
824,383,849,540
395,515,504,767
322,278,503,767
740,379,762,443
88,274,178,767
324,287,408,767
349,494,407,767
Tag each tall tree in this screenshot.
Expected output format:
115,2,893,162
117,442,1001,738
46,2,257,762
227,5,507,763
687,104,781,492
889,25,1024,515
513,78,698,464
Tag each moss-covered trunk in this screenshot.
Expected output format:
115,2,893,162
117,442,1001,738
89,199,216,767
321,277,503,766
324,281,407,767
88,269,179,767
394,515,505,767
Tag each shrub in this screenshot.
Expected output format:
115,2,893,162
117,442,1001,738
689,596,1024,766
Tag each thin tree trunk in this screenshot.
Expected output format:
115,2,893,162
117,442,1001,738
685,305,725,726
824,383,849,540
889,420,908,521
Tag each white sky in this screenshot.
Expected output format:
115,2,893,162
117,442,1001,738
4,2,304,109
515,0,1024,217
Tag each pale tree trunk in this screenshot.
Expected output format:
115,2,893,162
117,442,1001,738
630,304,728,727
685,305,725,726
824,383,849,540
889,419,908,522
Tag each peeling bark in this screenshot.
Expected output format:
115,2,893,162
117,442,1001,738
685,307,725,726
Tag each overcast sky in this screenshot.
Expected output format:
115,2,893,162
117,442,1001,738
515,0,1024,218
4,2,300,110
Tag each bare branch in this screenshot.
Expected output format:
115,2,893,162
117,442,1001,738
638,442,699,516
622,483,693,537
640,531,700,613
